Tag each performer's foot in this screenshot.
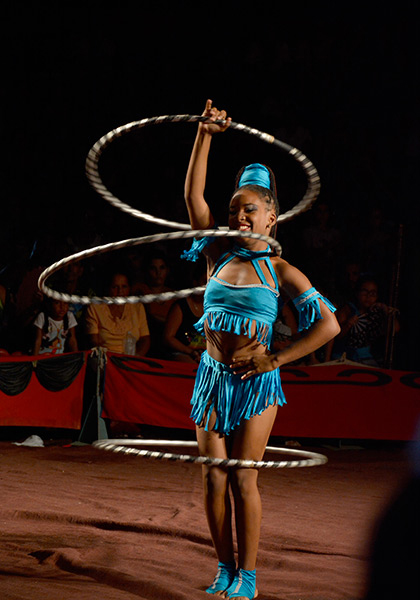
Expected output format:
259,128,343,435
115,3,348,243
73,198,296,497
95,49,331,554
206,561,236,595
224,568,258,599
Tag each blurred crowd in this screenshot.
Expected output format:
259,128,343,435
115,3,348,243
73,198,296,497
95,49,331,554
0,197,401,370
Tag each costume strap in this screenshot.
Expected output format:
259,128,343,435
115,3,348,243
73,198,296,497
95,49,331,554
231,243,273,260
292,287,336,331
181,237,274,263
206,561,236,594
225,568,256,599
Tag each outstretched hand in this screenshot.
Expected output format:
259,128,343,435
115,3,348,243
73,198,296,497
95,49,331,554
230,353,279,380
200,99,231,135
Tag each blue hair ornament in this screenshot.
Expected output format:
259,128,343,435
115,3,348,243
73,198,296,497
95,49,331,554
238,163,271,190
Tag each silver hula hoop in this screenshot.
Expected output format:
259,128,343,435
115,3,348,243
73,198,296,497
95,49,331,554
85,114,321,229
38,229,281,305
93,439,328,469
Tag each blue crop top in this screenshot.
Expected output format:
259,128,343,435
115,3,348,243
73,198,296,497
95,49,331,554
181,237,337,348
194,246,281,347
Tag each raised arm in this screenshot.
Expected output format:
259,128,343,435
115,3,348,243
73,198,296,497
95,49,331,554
184,99,231,230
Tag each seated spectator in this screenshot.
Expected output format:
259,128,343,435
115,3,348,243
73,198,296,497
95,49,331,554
163,262,206,362
32,297,78,356
134,250,175,358
332,276,399,366
52,260,92,349
85,271,150,356
164,295,205,363
333,259,362,307
272,302,299,353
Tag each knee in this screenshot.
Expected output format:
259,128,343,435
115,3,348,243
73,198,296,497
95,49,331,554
203,467,229,497
230,469,259,500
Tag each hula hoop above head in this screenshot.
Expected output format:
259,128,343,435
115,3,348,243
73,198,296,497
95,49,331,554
92,439,328,469
38,111,320,306
85,114,321,229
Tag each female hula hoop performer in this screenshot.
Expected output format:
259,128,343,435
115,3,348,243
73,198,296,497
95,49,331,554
181,100,340,600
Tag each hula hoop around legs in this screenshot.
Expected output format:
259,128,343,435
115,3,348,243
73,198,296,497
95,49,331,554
85,114,321,230
92,439,328,469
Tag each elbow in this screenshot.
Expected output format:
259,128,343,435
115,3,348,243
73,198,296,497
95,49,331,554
330,317,341,340
321,314,340,343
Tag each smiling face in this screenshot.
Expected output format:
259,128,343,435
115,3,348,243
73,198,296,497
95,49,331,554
228,189,277,247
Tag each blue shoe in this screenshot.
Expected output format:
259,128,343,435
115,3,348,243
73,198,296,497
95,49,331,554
206,560,236,594
225,568,257,599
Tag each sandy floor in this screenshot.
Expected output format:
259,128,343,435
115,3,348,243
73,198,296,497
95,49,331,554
0,435,411,600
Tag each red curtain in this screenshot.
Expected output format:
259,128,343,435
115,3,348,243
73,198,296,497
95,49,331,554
103,354,420,440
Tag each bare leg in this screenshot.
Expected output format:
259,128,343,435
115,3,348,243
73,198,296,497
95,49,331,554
224,404,278,599
196,420,235,590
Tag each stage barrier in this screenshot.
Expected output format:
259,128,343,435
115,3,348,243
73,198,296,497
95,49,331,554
0,352,87,429
1,351,419,440
102,353,420,441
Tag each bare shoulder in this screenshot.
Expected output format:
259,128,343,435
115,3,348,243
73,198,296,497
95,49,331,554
271,256,312,298
271,257,308,284
204,238,232,271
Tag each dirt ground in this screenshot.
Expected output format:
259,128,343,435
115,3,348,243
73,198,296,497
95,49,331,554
0,433,413,600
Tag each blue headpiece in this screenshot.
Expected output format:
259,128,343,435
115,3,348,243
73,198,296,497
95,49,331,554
238,163,271,191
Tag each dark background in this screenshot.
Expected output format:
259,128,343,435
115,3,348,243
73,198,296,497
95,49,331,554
1,3,419,368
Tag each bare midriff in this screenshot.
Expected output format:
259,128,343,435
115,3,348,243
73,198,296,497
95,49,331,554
205,324,268,366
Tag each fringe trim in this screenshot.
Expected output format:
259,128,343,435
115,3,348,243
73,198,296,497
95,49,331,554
180,236,215,262
292,287,336,331
195,311,272,347
190,352,286,435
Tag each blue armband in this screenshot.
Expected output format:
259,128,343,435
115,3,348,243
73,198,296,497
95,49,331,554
293,287,336,331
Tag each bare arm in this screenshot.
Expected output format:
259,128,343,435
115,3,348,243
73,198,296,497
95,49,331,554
88,334,101,348
184,99,231,230
232,260,340,379
135,335,150,356
164,302,199,359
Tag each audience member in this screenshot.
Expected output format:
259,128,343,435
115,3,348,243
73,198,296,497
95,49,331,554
84,271,150,356
164,295,205,362
163,263,206,362
134,250,175,358
51,260,92,348
332,259,362,307
122,248,144,294
32,297,78,355
332,276,399,366
272,302,299,354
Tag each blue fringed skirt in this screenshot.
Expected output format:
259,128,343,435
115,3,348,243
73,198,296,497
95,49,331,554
190,351,286,435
